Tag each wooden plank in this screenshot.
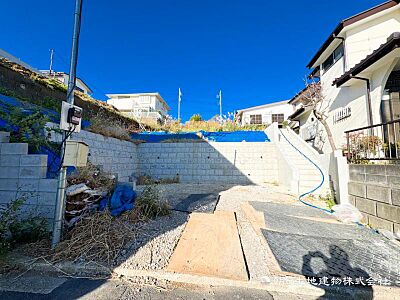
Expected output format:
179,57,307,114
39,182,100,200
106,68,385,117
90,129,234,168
167,211,248,281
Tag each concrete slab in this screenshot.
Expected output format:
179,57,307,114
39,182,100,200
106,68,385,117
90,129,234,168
173,193,218,213
167,211,248,281
262,229,400,286
251,201,376,240
0,271,67,294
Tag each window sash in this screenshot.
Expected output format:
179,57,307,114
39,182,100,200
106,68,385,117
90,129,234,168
250,114,262,124
272,114,284,123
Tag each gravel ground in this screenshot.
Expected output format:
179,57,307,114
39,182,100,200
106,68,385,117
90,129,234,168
116,210,188,270
116,183,328,278
115,183,237,272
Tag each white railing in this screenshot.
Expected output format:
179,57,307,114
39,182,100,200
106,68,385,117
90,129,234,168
265,123,299,194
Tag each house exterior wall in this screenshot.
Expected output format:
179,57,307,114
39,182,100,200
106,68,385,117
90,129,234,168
240,103,294,125
344,9,400,69
107,94,169,121
311,6,400,154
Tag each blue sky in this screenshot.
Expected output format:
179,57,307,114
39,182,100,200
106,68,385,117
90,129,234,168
2,0,384,121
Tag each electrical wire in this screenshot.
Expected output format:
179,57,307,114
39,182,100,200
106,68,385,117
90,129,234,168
47,125,77,174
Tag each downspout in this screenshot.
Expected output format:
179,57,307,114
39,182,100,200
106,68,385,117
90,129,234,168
333,35,347,71
351,76,374,127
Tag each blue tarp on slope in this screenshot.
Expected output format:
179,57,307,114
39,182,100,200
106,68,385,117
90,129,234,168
0,94,91,178
131,130,270,143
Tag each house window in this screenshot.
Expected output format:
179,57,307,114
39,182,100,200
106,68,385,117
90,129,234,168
250,114,262,124
272,114,284,123
322,43,344,72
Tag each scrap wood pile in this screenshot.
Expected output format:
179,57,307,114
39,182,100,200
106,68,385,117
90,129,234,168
65,163,116,228
53,168,171,266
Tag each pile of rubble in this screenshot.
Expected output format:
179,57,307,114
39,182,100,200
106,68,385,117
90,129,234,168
65,163,116,227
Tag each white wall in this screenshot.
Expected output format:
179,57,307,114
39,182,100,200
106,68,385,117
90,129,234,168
312,7,400,154
138,142,278,184
241,103,294,125
107,95,169,117
344,9,400,69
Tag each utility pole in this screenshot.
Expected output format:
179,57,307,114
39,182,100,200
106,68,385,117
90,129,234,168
52,0,83,249
49,49,54,76
178,88,182,122
217,90,222,117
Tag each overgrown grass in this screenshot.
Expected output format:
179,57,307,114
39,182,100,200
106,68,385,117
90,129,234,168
86,110,133,141
134,185,170,221
0,198,49,256
146,120,268,133
319,192,336,210
137,174,180,185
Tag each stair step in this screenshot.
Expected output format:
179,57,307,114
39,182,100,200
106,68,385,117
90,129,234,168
0,143,28,155
0,132,10,143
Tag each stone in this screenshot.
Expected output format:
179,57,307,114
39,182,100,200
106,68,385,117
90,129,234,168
392,189,400,206
0,143,28,155
355,197,376,215
366,185,391,203
348,182,366,198
377,203,400,223
368,215,394,232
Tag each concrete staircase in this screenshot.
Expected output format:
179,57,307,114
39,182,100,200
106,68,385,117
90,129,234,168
0,131,57,221
265,123,329,196
278,128,328,196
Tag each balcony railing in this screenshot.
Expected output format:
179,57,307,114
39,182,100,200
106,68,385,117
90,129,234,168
345,119,400,163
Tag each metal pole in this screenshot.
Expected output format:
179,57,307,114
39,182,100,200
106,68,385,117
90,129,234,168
52,0,83,249
219,90,222,117
49,49,54,76
178,88,181,122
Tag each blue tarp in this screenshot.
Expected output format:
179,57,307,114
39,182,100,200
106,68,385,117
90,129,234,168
200,130,270,142
0,94,91,178
131,130,270,143
100,183,136,216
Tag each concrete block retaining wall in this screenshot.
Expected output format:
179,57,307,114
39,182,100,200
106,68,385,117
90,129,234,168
0,133,58,225
137,142,278,184
348,164,400,234
0,128,278,222
71,130,138,182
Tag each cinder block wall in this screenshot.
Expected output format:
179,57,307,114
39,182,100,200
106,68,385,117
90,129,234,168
348,164,400,234
71,130,138,182
0,133,58,226
138,142,278,184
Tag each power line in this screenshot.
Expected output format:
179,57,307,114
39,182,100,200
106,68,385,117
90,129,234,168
52,51,108,97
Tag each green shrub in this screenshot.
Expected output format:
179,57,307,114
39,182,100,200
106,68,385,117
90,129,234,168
135,186,170,220
0,105,57,153
0,198,49,255
189,114,203,122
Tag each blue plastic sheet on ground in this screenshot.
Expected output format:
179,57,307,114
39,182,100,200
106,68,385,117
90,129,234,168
131,130,270,143
100,183,136,216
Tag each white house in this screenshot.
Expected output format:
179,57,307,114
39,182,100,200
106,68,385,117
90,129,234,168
236,100,294,125
298,0,400,154
40,71,93,95
106,93,170,123
287,86,320,143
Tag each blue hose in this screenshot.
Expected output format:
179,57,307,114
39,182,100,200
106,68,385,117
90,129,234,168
279,129,332,214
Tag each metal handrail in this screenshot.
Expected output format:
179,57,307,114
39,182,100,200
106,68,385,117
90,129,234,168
345,118,400,134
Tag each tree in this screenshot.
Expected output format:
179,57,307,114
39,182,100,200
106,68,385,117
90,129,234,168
190,114,203,122
299,80,337,151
